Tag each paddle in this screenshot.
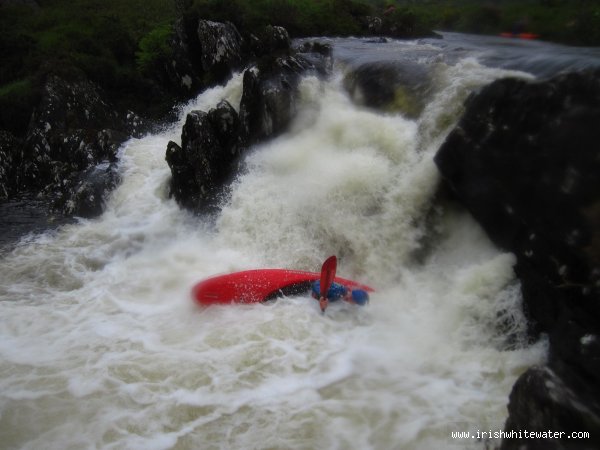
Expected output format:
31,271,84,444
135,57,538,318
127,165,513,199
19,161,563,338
319,255,337,313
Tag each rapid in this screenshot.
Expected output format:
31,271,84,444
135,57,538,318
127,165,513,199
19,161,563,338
4,32,598,449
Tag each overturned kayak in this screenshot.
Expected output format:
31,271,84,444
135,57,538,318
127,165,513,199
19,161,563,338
192,268,374,306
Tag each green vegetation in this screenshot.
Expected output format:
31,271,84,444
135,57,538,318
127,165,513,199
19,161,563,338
185,0,372,37
0,0,177,135
365,0,600,45
0,0,598,137
136,24,175,75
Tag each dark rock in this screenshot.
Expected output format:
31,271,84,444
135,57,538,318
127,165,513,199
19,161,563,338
166,32,333,212
165,140,198,209
294,41,334,76
343,61,432,118
166,101,241,212
197,20,244,82
434,69,600,449
207,98,240,152
19,75,147,217
0,130,22,200
249,25,292,58
502,367,600,450
163,18,205,97
52,161,121,217
239,54,317,146
365,16,383,35
153,18,247,100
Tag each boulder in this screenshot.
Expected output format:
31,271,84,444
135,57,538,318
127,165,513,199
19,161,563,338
166,100,241,212
53,162,121,218
434,69,600,449
502,366,600,449
20,75,147,217
152,18,247,100
248,25,292,58
343,61,432,118
239,54,319,146
197,20,244,83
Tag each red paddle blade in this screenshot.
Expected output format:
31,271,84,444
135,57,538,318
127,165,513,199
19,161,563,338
320,255,337,298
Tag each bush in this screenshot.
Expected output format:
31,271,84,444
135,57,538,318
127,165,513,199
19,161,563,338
136,24,174,75
0,79,38,136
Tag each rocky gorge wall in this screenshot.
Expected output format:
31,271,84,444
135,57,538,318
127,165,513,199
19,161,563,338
435,69,600,449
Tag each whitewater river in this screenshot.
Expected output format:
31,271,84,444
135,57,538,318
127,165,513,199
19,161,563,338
3,32,599,449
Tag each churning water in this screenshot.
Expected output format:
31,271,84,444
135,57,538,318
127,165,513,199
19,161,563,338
0,34,572,449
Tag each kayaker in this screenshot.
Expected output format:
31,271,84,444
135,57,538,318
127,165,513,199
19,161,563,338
311,280,369,311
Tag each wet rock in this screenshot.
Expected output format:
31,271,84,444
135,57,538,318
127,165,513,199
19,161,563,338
249,25,292,58
53,161,121,218
166,101,241,212
154,18,247,99
197,20,244,82
294,41,334,76
434,69,600,448
163,18,205,97
0,130,22,199
343,61,432,118
239,54,318,146
20,75,147,217
502,366,600,449
166,35,332,212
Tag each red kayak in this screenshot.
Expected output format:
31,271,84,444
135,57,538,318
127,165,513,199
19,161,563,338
500,32,540,40
192,268,374,305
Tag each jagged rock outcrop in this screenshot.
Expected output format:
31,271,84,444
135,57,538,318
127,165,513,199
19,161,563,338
163,18,205,97
166,22,333,213
166,100,240,211
434,69,600,449
162,20,291,99
248,25,292,58
19,75,146,217
238,55,313,146
4,18,331,225
197,20,244,80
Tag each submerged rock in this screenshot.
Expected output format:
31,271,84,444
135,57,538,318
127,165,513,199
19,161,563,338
343,61,432,118
434,69,600,448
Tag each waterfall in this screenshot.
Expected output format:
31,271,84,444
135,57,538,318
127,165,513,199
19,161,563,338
0,39,552,450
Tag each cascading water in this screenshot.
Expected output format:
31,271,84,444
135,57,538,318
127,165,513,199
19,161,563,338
6,32,594,449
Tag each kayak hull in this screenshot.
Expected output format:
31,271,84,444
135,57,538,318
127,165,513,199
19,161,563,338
192,269,374,305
